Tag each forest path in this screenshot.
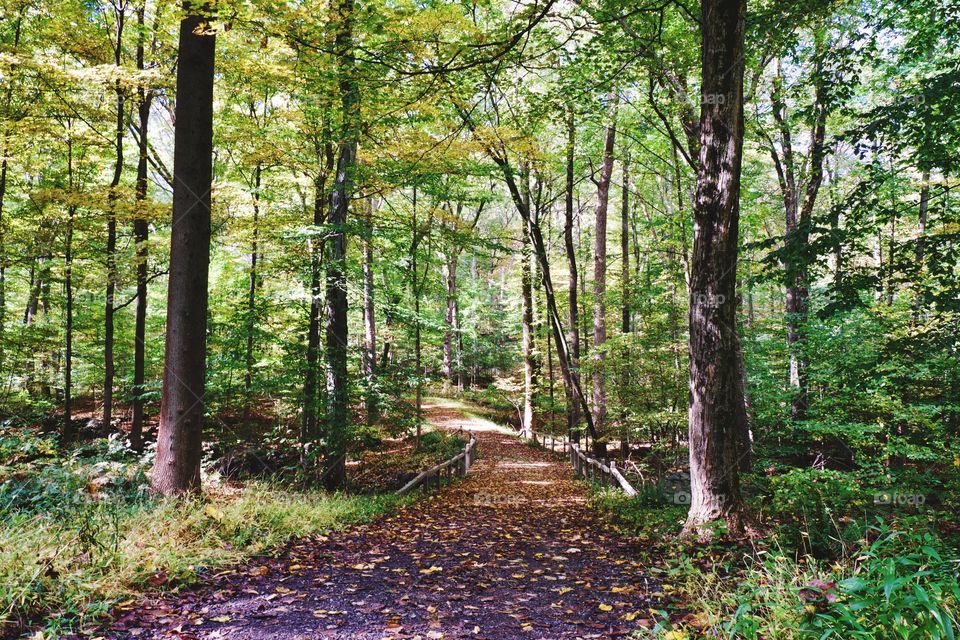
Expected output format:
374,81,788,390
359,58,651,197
105,399,660,640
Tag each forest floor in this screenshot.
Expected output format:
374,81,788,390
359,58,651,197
97,398,662,639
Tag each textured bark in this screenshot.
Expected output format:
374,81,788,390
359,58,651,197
563,109,581,438
103,4,126,432
322,0,358,490
591,113,616,455
130,3,152,451
151,3,216,495
683,0,749,535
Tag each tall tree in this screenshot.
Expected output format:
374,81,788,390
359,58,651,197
130,0,155,451
563,108,582,439
684,0,750,535
151,0,216,495
322,0,359,489
102,0,127,432
591,101,616,454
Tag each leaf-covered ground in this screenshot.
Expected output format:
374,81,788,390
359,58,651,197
100,401,661,639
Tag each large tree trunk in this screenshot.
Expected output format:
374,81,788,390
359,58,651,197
130,3,152,451
563,109,581,438
591,113,616,456
684,0,749,536
151,2,216,495
103,4,126,432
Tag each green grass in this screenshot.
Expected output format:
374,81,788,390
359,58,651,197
0,483,405,636
589,486,960,639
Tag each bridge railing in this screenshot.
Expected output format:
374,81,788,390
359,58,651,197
396,432,478,495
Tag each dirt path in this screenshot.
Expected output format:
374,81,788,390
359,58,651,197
104,400,660,639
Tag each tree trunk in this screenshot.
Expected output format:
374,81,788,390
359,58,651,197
303,175,325,451
564,109,581,439
103,4,126,432
362,198,378,424
243,162,261,420
913,170,930,321
64,129,76,441
0,14,21,371
621,152,630,334
683,0,749,536
521,213,536,439
442,252,457,387
322,0,358,490
151,2,216,495
131,3,152,451
592,110,616,456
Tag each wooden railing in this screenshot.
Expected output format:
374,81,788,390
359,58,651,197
531,433,638,498
396,433,478,495
569,443,637,497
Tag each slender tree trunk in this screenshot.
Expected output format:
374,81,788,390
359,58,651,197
411,187,424,446
521,214,536,439
303,175,325,451
362,198,378,424
64,130,76,441
0,15,21,371
322,0,358,489
621,152,630,334
913,170,930,321
103,5,126,431
592,110,616,456
684,0,749,535
243,162,261,414
151,2,216,495
442,252,457,387
130,3,152,451
564,109,581,439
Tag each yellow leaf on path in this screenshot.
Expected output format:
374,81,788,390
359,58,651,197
598,603,613,611
556,587,573,595
210,615,231,622
419,565,443,574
